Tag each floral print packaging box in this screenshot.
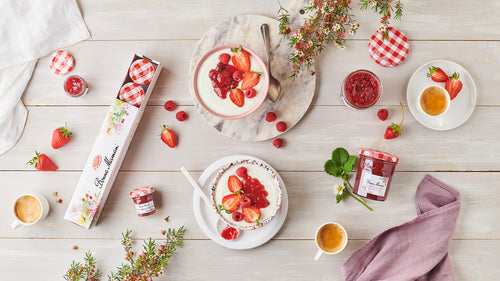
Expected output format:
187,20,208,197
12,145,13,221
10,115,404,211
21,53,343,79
65,54,161,229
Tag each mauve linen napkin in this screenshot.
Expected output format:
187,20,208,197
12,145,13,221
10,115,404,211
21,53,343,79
342,175,461,281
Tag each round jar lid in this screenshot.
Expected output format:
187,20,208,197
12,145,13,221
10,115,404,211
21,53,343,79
129,59,155,84
359,148,399,163
129,186,154,198
49,50,75,75
119,82,145,106
368,27,409,67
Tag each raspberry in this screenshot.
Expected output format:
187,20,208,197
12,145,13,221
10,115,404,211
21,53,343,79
244,88,256,98
176,111,188,121
219,53,230,64
236,167,247,178
232,212,243,221
276,121,287,132
377,109,389,121
240,197,251,208
164,100,176,111
273,138,283,148
233,70,243,82
266,112,277,122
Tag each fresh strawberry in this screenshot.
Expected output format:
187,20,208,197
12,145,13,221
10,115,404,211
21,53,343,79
244,88,256,98
220,194,241,213
426,66,448,82
266,112,277,122
384,102,404,140
236,167,247,178
276,121,287,132
27,151,57,171
232,212,244,221
240,196,252,208
219,53,230,64
445,72,463,100
242,206,261,223
228,175,243,194
241,71,261,90
273,138,283,148
377,109,388,121
230,45,251,72
51,123,72,149
176,111,188,121
229,88,245,107
160,125,176,148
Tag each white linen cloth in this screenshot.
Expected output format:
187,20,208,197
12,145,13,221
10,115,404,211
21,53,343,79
0,0,90,155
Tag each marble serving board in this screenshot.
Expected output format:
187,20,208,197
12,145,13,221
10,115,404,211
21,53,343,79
188,14,316,141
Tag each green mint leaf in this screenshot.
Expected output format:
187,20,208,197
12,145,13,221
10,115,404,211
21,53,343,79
332,147,349,166
325,160,342,177
344,155,356,173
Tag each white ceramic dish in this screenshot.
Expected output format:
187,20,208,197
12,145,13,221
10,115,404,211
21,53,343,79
192,155,288,250
407,60,477,130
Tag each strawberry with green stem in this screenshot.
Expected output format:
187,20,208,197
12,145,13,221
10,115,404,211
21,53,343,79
51,122,72,149
27,151,58,171
445,72,463,100
384,102,404,139
160,125,176,148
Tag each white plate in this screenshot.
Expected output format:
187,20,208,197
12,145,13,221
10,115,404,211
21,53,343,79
407,60,477,130
192,155,288,250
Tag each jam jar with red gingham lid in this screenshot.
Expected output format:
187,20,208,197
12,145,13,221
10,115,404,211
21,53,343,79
129,186,156,216
353,149,399,201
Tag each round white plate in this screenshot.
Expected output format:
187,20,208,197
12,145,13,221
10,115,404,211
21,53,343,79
192,155,288,250
407,60,477,130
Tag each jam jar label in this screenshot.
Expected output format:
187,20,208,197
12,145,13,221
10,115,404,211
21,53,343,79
134,201,155,215
358,159,389,197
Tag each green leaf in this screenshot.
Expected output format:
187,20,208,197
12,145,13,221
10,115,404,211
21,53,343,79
344,155,356,173
332,147,349,166
325,160,342,177
336,191,347,203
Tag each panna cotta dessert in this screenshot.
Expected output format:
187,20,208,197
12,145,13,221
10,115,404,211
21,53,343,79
211,159,281,230
193,44,269,119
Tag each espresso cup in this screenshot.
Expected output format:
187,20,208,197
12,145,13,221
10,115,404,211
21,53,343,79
314,222,348,261
418,85,450,117
11,193,49,229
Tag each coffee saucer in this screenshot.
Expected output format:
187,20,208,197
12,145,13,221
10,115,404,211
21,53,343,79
192,155,288,250
407,60,477,130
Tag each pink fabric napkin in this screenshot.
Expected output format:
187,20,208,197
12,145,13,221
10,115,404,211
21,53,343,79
342,175,461,281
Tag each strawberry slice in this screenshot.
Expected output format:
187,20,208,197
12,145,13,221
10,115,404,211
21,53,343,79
229,88,244,107
219,194,241,213
228,175,243,194
426,66,448,82
241,71,261,90
230,45,251,73
445,72,463,100
160,125,176,148
242,206,261,223
27,151,57,171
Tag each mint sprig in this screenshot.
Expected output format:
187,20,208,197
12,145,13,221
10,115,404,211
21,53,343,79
325,147,373,211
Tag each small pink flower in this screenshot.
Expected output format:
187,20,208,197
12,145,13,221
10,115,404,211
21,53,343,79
72,245,78,250
161,230,166,235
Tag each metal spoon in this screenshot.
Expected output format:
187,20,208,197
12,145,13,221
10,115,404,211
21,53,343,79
261,23,282,102
180,167,240,240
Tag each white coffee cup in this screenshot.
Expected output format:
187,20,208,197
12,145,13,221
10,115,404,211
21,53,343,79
11,193,49,229
418,85,451,117
314,222,348,261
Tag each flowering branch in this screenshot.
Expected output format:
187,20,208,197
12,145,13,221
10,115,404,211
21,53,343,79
64,251,102,281
360,0,403,39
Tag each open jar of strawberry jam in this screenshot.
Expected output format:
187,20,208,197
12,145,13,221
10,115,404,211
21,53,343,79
64,75,88,97
341,70,382,109
353,149,399,201
129,186,156,216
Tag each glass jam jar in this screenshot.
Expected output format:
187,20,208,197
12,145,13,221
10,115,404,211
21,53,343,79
353,149,399,201
129,186,156,216
64,75,88,97
341,70,382,109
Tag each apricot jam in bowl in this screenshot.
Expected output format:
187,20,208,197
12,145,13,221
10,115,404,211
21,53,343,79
210,159,282,231
341,70,382,109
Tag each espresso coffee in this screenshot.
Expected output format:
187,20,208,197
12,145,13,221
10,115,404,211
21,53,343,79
316,223,347,253
420,86,449,116
15,195,42,223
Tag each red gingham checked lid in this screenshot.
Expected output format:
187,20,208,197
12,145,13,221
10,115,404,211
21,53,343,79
129,186,155,198
129,59,155,84
359,148,399,163
49,50,75,75
368,27,409,67
119,82,145,106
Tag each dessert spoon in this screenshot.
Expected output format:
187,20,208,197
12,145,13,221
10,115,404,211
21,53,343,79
261,23,281,102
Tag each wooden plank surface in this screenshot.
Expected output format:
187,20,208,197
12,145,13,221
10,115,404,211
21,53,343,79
1,0,499,280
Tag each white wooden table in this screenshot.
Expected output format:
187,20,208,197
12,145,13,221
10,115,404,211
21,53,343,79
1,1,499,280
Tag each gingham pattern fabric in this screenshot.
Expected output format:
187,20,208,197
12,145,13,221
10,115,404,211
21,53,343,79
129,186,154,198
368,27,409,67
359,148,399,163
129,59,155,84
49,50,75,75
119,82,145,107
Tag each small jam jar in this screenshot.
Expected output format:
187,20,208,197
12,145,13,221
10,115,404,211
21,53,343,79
353,149,399,201
341,70,382,109
129,186,156,216
64,75,88,97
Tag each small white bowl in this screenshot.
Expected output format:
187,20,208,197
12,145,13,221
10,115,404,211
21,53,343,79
418,85,451,117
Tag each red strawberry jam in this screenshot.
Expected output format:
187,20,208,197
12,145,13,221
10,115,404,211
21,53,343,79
240,174,270,209
64,75,88,97
220,225,240,240
342,70,381,109
209,62,238,99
